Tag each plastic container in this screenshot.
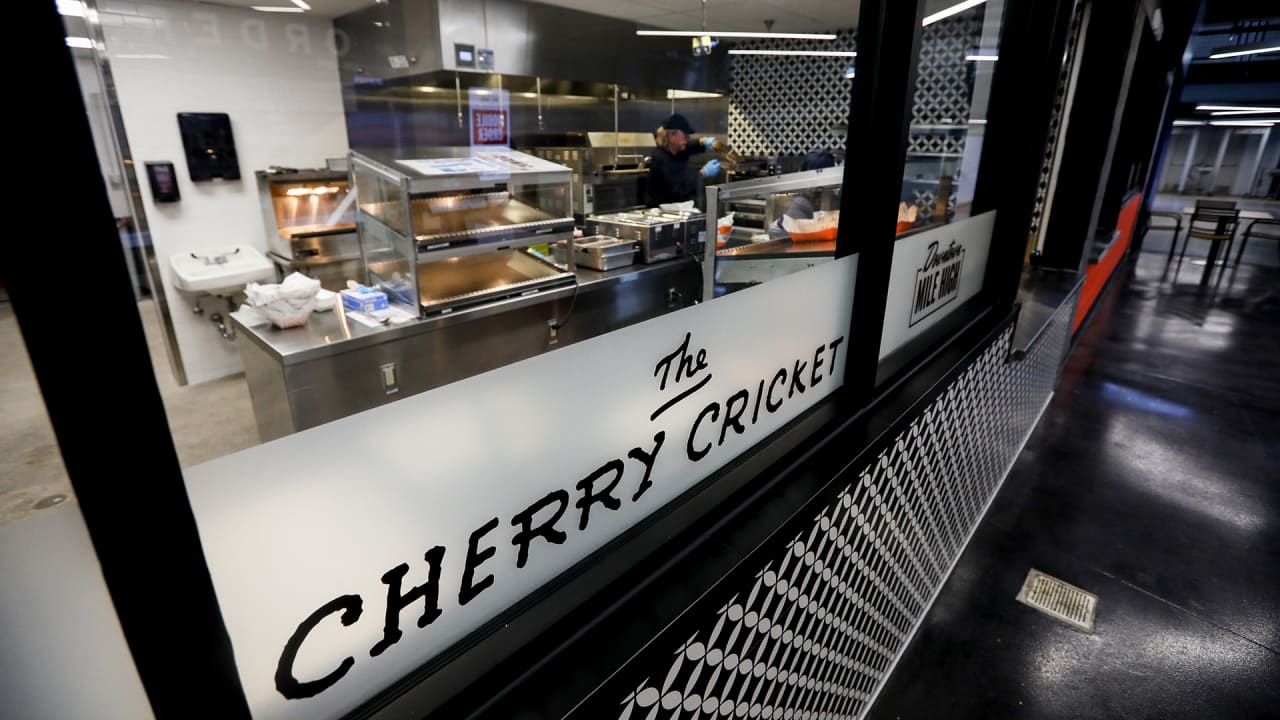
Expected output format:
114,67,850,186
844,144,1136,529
341,285,389,314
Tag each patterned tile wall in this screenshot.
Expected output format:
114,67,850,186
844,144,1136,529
582,288,1078,720
727,29,858,160
727,10,986,160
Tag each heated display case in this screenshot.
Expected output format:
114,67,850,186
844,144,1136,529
350,149,577,316
255,166,359,290
703,168,844,298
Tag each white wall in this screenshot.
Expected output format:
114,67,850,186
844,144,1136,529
98,0,348,384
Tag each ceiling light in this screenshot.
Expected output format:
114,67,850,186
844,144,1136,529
1210,109,1279,116
251,5,305,12
1208,44,1280,60
923,0,987,26
965,54,998,61
65,36,93,49
728,50,856,57
667,89,724,99
415,86,440,93
57,0,85,17
1196,105,1279,113
1173,120,1206,126
291,0,311,9
1209,120,1276,127
637,30,837,40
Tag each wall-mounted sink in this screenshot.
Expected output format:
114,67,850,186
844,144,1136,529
170,246,275,294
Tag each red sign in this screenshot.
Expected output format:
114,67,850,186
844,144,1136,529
471,109,508,145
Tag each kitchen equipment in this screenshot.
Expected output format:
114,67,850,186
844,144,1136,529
704,168,845,298
585,207,706,264
570,236,638,271
350,148,577,317
256,167,360,291
524,132,655,221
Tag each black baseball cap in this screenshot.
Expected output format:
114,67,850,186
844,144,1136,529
660,113,696,134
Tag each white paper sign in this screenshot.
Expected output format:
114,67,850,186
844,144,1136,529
183,254,859,720
879,211,994,359
396,149,567,177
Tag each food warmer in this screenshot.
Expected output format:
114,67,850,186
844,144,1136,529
350,149,577,316
255,165,360,290
703,168,844,298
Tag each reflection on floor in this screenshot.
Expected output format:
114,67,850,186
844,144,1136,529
0,297,258,526
0,300,72,526
136,298,259,469
867,249,1280,717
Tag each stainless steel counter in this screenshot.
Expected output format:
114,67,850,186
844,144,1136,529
236,259,698,365
233,257,702,440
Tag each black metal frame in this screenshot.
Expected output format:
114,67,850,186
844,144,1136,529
7,2,251,718
10,0,1078,717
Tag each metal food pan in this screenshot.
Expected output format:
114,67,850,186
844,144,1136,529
416,249,574,314
574,236,637,271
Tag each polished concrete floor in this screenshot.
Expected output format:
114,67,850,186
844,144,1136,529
868,244,1280,717
0,297,257,526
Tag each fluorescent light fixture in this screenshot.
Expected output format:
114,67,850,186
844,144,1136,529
728,49,856,57
969,119,988,125
1173,120,1206,126
1196,105,1280,116
965,54,998,61
666,89,725,99
637,30,837,40
291,0,311,9
923,0,987,26
65,36,93,48
415,86,441,93
1208,44,1280,60
251,5,305,12
57,0,85,17
1209,120,1276,127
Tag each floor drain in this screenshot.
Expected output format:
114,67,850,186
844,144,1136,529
1016,569,1097,633
33,494,68,510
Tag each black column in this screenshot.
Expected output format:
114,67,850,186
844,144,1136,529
972,0,1081,306
838,0,926,404
1039,0,1146,272
5,3,252,718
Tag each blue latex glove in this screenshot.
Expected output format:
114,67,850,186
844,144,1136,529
702,159,722,177
701,136,718,150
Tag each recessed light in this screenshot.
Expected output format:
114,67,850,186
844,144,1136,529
251,5,305,12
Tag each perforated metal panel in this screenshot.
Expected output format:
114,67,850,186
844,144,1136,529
1028,5,1086,243
727,11,987,162
727,29,857,158
595,292,1078,720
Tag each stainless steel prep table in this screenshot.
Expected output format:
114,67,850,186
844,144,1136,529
233,258,702,441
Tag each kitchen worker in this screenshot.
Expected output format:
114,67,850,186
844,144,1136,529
647,113,721,208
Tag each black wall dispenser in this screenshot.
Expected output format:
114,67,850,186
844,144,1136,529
177,112,240,181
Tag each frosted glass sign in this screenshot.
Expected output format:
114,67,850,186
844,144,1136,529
183,254,859,720
880,211,994,360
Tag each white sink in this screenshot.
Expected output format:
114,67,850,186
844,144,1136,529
170,246,275,294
